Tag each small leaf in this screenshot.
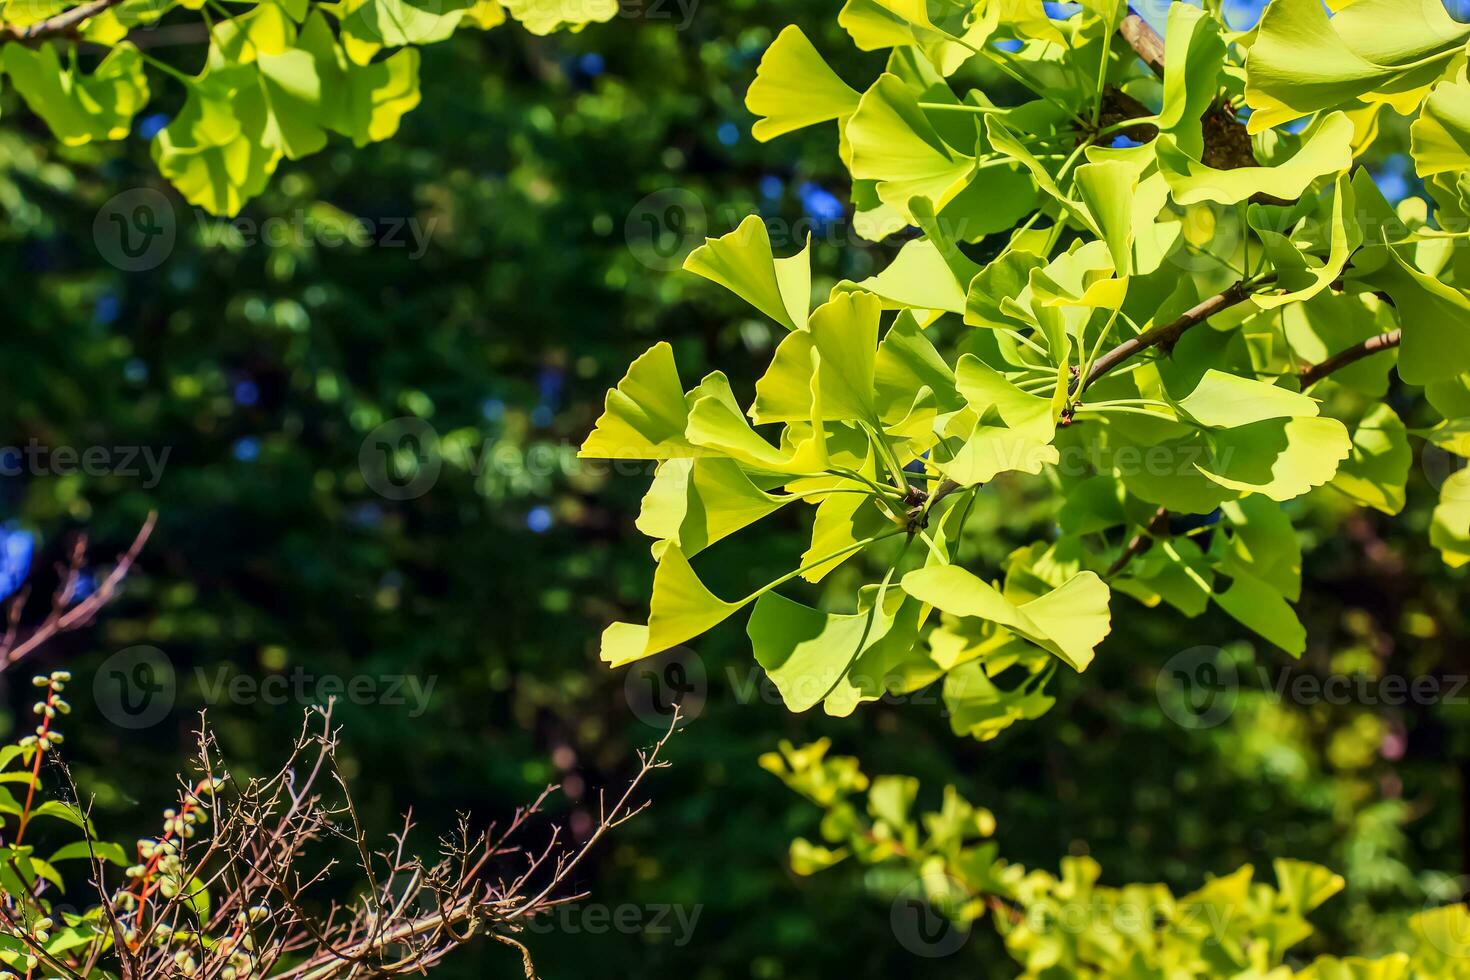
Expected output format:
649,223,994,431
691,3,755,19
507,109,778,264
1157,112,1354,206
748,26,861,141
579,342,696,460
1332,403,1410,515
7,42,150,146
901,565,1111,672
49,840,130,866
683,215,811,331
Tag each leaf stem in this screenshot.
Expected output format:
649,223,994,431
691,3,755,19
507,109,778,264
740,529,908,605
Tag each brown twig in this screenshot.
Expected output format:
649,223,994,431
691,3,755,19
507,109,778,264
1081,280,1264,392
1300,329,1402,389
2,511,156,666
1105,506,1170,578
1118,12,1165,77
1116,8,1256,170
0,0,127,43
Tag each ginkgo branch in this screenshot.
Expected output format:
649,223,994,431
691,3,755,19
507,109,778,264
1105,506,1170,578
1299,329,1402,389
1080,277,1272,392
1118,12,1165,77
0,0,126,42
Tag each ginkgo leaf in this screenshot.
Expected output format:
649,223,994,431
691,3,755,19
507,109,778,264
208,2,295,64
750,291,884,425
838,238,971,315
1215,497,1303,601
1156,112,1354,206
1243,0,1470,133
1197,416,1353,501
501,0,616,33
986,115,1096,233
579,342,696,459
461,0,507,28
636,458,792,558
749,587,921,714
799,490,893,583
297,11,421,147
332,0,475,63
1273,860,1345,917
1411,70,1470,178
686,373,828,473
6,41,149,145
748,25,861,141
1073,160,1139,280
1281,291,1394,397
901,565,1111,671
942,657,1056,741
1365,241,1470,385
808,290,882,423
256,49,330,159
1249,173,1361,310
1157,3,1224,158
1213,568,1305,656
847,73,976,221
151,68,283,217
1430,468,1470,567
874,312,963,420
838,0,983,75
599,545,742,667
684,215,811,331
1332,403,1410,515
1176,369,1320,428
1114,537,1214,617
940,356,1059,484
965,250,1048,330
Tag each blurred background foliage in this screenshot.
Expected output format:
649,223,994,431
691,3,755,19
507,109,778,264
0,0,1468,976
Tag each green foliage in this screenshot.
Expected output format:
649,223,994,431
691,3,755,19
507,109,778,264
764,739,1470,978
583,0,1470,744
0,0,613,214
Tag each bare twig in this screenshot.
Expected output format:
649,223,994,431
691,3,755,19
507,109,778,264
2,511,157,666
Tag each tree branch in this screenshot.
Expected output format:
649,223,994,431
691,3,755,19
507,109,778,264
1300,329,1401,389
2,511,156,666
1116,7,1256,169
0,0,127,43
1119,12,1165,77
1105,506,1169,578
1081,280,1262,393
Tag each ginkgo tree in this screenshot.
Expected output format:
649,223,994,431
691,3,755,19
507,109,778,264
0,0,618,214
583,0,1470,743
579,1,1470,966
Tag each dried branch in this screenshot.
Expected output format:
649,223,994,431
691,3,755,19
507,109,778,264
2,511,156,667
89,703,684,980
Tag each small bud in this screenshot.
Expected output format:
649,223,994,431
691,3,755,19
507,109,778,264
30,676,48,688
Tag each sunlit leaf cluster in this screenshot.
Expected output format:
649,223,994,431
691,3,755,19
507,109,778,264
583,0,1470,739
0,0,616,214
764,739,1470,978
